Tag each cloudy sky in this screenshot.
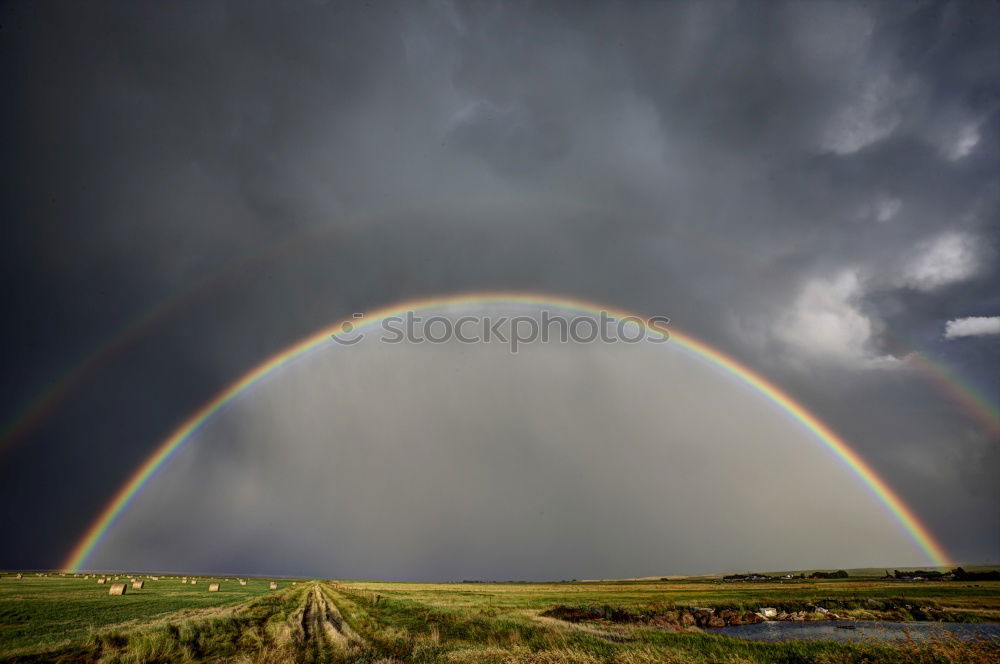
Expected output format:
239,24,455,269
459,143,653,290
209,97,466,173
1,0,997,578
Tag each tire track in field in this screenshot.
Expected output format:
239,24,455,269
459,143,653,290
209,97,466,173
317,584,364,644
296,583,364,660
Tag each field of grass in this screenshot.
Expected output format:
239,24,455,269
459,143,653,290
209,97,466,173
1,573,997,663
339,577,1000,618
0,573,287,658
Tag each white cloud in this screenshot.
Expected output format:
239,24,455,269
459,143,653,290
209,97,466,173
899,231,980,291
942,123,981,161
775,271,877,362
821,75,912,155
925,115,983,161
856,194,901,223
944,316,1000,339
873,195,902,223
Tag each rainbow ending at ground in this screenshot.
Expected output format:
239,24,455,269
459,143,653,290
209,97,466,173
62,291,953,572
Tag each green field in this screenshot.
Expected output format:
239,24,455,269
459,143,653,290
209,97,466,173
0,574,287,658
1,572,998,663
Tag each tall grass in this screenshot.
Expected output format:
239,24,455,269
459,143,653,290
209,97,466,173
3,579,997,663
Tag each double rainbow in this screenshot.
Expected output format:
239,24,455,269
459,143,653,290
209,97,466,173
62,292,952,572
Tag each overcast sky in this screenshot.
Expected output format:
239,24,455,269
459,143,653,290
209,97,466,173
1,0,997,578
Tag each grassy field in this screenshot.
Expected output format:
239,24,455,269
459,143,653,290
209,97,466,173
1,573,997,663
0,574,286,658
338,577,1000,618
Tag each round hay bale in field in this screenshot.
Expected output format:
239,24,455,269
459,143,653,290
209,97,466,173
97,578,107,584
239,579,247,585
109,584,127,596
132,581,144,589
208,583,220,592
269,582,278,590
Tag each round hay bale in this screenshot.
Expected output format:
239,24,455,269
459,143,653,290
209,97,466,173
208,583,220,592
109,583,127,596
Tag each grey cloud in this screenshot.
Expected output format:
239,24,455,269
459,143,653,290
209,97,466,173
1,0,997,573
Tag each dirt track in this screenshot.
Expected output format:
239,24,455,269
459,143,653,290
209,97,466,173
295,584,363,660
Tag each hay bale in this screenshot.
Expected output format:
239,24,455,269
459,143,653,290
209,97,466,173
97,578,107,584
269,582,278,590
15,573,22,579
109,584,127,596
132,581,144,589
239,579,247,585
191,579,197,585
208,583,220,592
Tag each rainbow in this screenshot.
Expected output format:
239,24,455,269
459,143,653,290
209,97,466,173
904,352,999,438
62,292,953,572
0,229,323,455
8,223,996,458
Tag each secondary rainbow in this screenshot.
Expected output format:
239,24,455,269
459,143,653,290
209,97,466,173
62,291,953,572
904,352,999,438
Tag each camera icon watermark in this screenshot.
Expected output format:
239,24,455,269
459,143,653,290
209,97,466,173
332,310,670,353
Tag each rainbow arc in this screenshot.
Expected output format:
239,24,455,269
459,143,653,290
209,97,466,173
62,292,953,572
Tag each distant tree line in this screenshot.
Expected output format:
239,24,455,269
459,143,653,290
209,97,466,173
461,579,580,584
721,571,851,580
892,569,945,579
809,570,849,579
951,567,1000,581
888,567,999,581
722,573,769,580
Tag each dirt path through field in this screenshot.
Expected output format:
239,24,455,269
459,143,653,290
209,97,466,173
295,583,364,660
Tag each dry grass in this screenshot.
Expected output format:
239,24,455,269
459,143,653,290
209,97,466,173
3,578,997,663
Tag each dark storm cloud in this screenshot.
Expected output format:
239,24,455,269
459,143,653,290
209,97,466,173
1,0,996,573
